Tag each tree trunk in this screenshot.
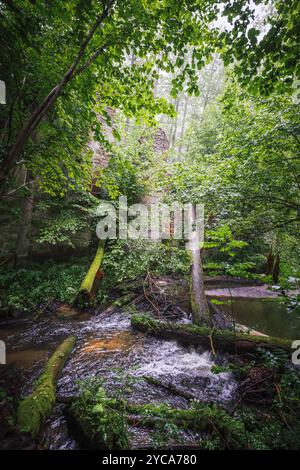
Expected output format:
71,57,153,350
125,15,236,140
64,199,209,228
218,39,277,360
178,94,188,156
188,204,210,325
171,98,180,148
76,240,105,304
131,314,291,353
266,249,274,276
14,169,34,267
17,336,76,436
272,254,280,283
127,403,245,449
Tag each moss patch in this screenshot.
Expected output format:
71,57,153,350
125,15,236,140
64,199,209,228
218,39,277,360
131,314,291,352
128,401,245,449
69,379,129,449
17,336,76,436
79,240,105,296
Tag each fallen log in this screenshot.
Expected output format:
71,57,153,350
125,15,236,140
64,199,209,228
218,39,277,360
131,442,201,450
143,376,198,401
17,336,76,436
131,314,291,353
127,403,244,449
96,292,138,317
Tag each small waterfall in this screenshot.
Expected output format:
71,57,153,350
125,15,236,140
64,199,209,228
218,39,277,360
2,309,237,449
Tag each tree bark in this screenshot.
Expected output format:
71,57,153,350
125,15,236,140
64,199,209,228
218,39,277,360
188,204,210,325
17,336,76,436
131,314,291,353
272,254,280,283
76,240,105,304
14,169,34,267
266,249,274,276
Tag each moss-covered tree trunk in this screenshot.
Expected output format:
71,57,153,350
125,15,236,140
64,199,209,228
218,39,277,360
17,336,76,436
77,240,105,303
131,314,291,353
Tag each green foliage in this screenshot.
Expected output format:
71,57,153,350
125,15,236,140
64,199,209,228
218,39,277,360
35,191,98,247
0,0,219,193
2,0,298,195
100,240,190,294
204,224,248,257
225,262,257,278
70,378,129,449
0,258,88,314
167,78,300,280
99,131,147,204
0,240,190,315
219,0,300,95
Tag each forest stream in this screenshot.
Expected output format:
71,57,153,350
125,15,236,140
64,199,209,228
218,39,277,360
1,0,300,453
1,280,299,450
1,308,236,449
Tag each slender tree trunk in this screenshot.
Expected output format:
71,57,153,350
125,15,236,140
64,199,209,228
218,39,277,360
171,98,180,148
188,205,210,325
272,254,280,283
178,94,188,156
76,240,106,304
266,249,274,276
14,169,34,267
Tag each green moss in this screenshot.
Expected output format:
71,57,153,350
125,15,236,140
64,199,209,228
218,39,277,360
0,258,89,316
129,398,300,450
17,336,76,436
128,401,246,449
111,293,136,308
131,314,291,351
80,240,105,295
70,379,129,449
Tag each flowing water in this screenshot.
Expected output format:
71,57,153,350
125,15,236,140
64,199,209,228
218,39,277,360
3,281,298,449
0,309,237,449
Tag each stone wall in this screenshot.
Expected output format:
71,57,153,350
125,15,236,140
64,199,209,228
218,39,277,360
89,109,169,177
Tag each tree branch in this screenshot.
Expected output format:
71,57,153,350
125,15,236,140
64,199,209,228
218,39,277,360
0,0,115,187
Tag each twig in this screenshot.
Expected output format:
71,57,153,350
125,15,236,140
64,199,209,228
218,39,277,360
209,326,216,356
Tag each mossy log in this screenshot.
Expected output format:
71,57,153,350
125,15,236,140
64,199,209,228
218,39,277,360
17,336,76,436
127,403,244,449
143,375,198,401
131,314,291,353
77,240,105,302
